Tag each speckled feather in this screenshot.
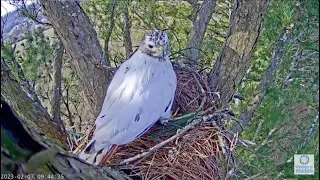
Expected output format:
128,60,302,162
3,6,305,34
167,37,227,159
79,30,177,165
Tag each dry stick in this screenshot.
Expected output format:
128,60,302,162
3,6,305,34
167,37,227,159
192,72,207,113
224,133,238,180
73,125,95,154
67,136,74,151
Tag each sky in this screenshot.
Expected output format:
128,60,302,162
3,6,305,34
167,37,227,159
1,1,35,16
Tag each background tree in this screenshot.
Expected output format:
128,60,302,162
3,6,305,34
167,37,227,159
39,0,110,119
229,0,319,178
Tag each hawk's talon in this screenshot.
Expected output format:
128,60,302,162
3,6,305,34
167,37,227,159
159,117,170,126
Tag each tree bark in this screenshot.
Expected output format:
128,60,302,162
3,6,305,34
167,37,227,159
1,58,68,149
208,0,269,108
39,0,110,118
185,0,216,63
187,0,200,22
232,30,290,134
51,40,64,128
1,99,131,180
122,0,133,59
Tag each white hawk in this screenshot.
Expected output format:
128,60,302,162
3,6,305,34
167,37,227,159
79,30,177,165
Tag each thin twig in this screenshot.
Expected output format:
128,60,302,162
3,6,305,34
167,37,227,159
192,72,206,112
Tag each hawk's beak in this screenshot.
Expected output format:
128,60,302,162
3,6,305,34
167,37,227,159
157,46,163,52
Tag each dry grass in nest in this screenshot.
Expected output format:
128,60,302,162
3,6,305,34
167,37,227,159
110,122,221,180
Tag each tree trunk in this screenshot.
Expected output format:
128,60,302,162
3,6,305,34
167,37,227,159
39,0,110,118
208,0,269,108
232,29,291,133
185,0,216,63
187,0,200,22
1,58,68,149
1,99,131,180
122,0,133,58
51,40,64,129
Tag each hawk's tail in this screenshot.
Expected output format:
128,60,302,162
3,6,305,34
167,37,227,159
78,140,117,165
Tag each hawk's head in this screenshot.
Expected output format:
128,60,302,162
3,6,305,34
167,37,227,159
139,30,170,58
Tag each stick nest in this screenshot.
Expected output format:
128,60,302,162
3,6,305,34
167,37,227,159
73,65,229,180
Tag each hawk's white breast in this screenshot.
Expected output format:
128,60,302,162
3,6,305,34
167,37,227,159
93,49,176,150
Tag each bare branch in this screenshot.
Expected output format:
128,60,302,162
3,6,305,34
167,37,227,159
2,43,49,117
185,0,216,63
62,85,74,129
253,127,279,154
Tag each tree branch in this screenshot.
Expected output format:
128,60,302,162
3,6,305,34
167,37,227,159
184,0,216,63
62,85,74,129
120,113,208,165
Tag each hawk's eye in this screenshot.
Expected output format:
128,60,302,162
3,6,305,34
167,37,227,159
148,44,154,49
